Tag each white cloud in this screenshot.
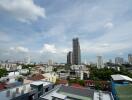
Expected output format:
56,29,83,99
61,48,70,53
100,43,110,47
0,0,46,23
10,46,29,53
40,44,57,53
104,22,114,29
81,21,132,54
39,43,71,54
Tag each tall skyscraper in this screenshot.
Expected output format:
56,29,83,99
128,54,132,64
67,51,73,65
97,56,104,69
72,38,81,65
115,57,124,65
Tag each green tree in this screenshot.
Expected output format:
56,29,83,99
17,76,24,83
0,68,8,78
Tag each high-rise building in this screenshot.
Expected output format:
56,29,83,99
128,54,132,64
48,59,53,65
67,51,73,65
24,56,30,64
115,57,124,65
97,56,104,69
109,59,112,63
72,38,81,65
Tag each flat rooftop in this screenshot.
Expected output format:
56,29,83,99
31,81,52,86
0,84,32,100
58,85,94,100
111,74,132,82
40,85,113,100
0,81,52,100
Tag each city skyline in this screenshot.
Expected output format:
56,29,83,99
0,0,132,62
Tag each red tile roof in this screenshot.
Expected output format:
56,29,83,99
57,80,68,85
0,83,6,91
28,74,45,81
71,83,84,89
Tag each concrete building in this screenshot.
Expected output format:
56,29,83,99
40,85,114,100
42,72,58,83
67,51,73,65
70,65,89,80
128,54,132,64
43,66,53,73
115,57,124,65
48,59,53,65
58,71,69,80
97,56,104,69
24,56,31,65
0,63,17,71
0,81,54,100
72,38,81,65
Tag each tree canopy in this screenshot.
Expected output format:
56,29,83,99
0,68,8,78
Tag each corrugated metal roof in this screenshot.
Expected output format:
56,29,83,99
111,74,132,82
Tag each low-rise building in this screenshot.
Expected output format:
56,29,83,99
42,72,58,83
0,81,54,100
43,66,53,73
40,85,113,100
70,65,90,80
111,74,132,100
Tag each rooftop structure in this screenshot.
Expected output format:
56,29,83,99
0,81,54,100
40,85,113,100
111,74,132,100
111,74,132,82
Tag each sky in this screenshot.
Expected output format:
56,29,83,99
0,0,132,63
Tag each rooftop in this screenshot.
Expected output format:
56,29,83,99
115,84,132,100
52,92,67,99
31,81,51,86
0,84,33,100
111,74,132,82
40,85,113,100
0,81,52,100
28,74,45,81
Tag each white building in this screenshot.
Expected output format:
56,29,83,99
44,66,53,73
0,63,17,71
24,56,31,64
97,56,104,69
42,72,58,83
19,69,29,75
48,59,53,65
70,65,89,80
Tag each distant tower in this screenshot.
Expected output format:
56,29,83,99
48,59,53,65
25,56,30,64
115,57,124,65
109,59,112,63
67,51,73,65
72,38,81,65
97,56,104,68
128,54,132,64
